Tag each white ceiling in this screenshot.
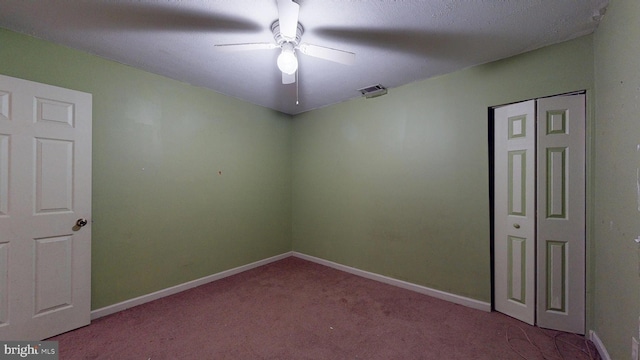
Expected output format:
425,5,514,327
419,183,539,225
0,0,609,115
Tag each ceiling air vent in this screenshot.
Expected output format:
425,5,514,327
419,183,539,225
358,84,387,99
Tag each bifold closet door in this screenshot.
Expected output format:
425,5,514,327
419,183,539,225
494,100,536,326
536,94,585,334
493,94,585,335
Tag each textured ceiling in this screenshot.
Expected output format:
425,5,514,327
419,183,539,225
0,0,609,115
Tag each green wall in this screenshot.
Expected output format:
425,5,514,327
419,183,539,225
0,29,293,309
292,36,594,302
593,0,640,358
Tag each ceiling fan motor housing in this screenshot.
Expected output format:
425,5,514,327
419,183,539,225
272,20,304,46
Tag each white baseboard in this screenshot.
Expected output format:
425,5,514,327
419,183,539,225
292,252,491,312
91,251,293,320
92,250,491,321
589,330,611,360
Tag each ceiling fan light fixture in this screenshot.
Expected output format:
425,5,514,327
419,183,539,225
277,43,298,74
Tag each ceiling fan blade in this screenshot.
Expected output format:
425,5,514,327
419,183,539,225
60,3,263,33
298,43,355,65
277,0,300,41
214,43,279,52
282,71,296,84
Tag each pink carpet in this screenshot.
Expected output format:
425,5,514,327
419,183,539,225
49,257,600,359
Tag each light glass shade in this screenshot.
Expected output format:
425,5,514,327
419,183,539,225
277,43,298,74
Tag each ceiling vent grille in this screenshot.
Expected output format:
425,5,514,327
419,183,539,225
358,84,387,99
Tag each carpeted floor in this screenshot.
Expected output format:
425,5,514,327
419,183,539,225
49,257,601,359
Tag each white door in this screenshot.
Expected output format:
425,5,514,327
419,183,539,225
536,95,585,334
493,94,585,334
494,100,536,325
0,74,92,340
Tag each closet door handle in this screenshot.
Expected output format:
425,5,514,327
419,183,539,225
513,223,520,229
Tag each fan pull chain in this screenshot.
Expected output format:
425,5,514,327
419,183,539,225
296,71,299,105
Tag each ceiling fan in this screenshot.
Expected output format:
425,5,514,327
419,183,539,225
214,0,356,85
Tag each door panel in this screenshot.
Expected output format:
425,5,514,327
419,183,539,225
0,74,91,340
507,235,527,304
494,100,536,325
0,134,8,215
0,242,7,325
545,241,567,312
34,235,73,315
536,94,585,334
35,138,74,213
545,147,567,218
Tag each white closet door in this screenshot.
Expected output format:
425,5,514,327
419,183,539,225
536,94,585,334
494,100,536,325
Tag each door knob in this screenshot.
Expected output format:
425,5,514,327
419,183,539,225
76,218,88,227
513,223,520,229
